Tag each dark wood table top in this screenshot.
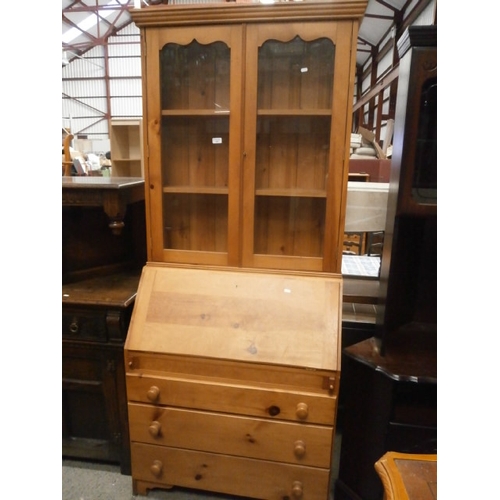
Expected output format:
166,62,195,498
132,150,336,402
344,335,436,383
62,270,142,308
62,176,146,235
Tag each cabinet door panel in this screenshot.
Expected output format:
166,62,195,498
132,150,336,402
62,343,122,463
243,22,355,272
141,16,357,271
145,26,243,265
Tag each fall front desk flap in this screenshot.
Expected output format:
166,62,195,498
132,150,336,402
125,263,342,372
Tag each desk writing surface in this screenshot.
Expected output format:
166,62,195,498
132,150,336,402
126,264,342,371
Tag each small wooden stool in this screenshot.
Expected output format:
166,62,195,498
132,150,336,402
374,451,437,500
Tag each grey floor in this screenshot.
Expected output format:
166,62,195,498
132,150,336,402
62,433,342,500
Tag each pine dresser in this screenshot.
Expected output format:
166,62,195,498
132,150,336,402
124,263,342,500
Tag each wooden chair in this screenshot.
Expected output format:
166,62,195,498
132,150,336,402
62,133,74,176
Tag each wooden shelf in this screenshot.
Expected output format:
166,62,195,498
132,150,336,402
162,109,230,116
255,188,326,198
257,109,331,116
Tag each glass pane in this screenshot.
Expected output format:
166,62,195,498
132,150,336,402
163,193,228,252
254,196,325,257
413,77,437,204
162,116,229,189
161,116,229,252
254,115,329,258
159,39,231,254
161,41,230,111
257,36,334,110
255,116,330,192
252,35,333,260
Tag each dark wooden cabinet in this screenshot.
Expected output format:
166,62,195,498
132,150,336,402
62,177,147,474
335,338,436,500
62,271,141,475
377,26,437,352
335,25,437,500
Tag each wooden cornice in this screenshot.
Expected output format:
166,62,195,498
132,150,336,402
397,25,437,58
130,0,369,27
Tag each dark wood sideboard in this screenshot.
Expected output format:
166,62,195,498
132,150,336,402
335,26,437,500
335,336,436,500
62,177,146,474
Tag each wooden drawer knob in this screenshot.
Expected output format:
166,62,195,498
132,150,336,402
149,420,161,437
147,385,160,402
295,402,309,420
291,481,303,498
294,440,306,458
150,459,162,477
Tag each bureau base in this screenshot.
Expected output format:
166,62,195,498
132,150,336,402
125,264,342,500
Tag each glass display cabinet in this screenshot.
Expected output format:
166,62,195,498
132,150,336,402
134,0,367,273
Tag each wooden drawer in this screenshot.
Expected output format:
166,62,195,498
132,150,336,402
126,373,337,425
62,308,107,341
131,442,331,500
128,403,333,468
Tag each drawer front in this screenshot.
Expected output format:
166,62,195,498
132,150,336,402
129,403,333,468
131,442,330,500
126,374,337,425
62,308,107,341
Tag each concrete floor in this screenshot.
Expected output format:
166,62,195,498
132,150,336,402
62,433,342,500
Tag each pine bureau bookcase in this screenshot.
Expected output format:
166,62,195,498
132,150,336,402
126,2,367,498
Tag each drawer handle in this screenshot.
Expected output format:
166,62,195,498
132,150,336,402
150,459,163,477
294,440,306,458
69,321,79,334
291,481,303,498
295,402,309,420
147,386,160,402
149,420,161,437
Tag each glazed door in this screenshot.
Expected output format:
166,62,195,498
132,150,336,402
242,22,357,272
144,26,244,266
